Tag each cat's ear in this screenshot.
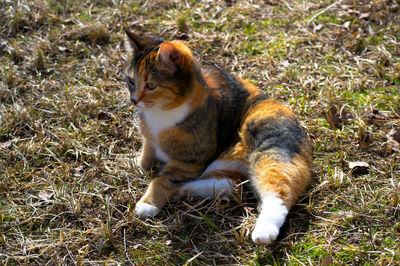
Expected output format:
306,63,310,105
124,28,151,53
157,42,183,73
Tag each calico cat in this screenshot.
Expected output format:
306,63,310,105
124,29,312,245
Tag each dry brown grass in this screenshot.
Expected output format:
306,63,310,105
1,0,399,264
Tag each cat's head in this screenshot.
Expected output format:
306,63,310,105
124,29,195,110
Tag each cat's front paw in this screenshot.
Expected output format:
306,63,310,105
251,222,280,245
134,155,151,171
135,202,159,218
139,157,152,171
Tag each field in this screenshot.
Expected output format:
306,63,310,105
1,0,399,264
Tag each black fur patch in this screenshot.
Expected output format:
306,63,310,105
213,68,251,153
245,114,305,160
133,38,164,69
246,93,270,108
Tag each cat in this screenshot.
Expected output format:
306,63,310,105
123,29,312,245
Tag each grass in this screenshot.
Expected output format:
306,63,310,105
1,0,399,264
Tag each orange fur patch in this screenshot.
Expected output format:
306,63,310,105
250,138,311,208
188,83,207,109
245,98,295,123
238,77,259,97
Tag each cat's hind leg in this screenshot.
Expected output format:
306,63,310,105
176,157,247,200
248,139,312,245
245,111,311,245
249,151,310,245
239,99,313,245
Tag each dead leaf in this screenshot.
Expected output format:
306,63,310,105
352,30,360,39
224,0,237,6
366,109,398,122
97,111,112,120
0,140,12,149
320,210,361,227
73,164,84,177
322,256,334,266
389,3,399,12
391,192,399,207
359,13,370,19
328,211,361,223
264,0,279,6
340,4,353,10
387,128,400,149
38,191,54,201
314,24,323,31
32,201,44,207
349,161,369,175
244,206,254,212
324,105,339,129
342,21,350,30
324,105,352,129
58,46,71,52
33,191,54,206
63,18,75,24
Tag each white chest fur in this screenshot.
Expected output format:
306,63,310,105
142,102,190,138
140,103,190,162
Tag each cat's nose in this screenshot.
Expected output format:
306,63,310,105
131,96,139,105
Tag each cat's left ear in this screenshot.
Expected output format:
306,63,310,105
157,42,183,73
124,28,153,54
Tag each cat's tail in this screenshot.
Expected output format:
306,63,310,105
248,139,312,208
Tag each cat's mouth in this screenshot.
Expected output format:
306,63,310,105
132,99,154,109
130,93,161,109
130,94,147,106
135,102,146,109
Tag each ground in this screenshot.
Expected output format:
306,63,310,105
0,0,399,264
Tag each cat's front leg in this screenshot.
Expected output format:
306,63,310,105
135,176,177,218
136,139,155,171
135,160,205,218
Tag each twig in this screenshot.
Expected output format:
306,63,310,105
64,244,77,266
183,251,203,266
123,228,134,266
306,0,344,23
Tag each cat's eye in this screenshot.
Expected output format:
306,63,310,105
146,82,157,90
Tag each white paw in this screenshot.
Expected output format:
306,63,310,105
134,203,159,218
251,221,280,245
251,192,288,245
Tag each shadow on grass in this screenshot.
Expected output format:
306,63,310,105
130,181,316,265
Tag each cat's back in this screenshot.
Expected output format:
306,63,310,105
200,67,265,152
201,67,263,112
